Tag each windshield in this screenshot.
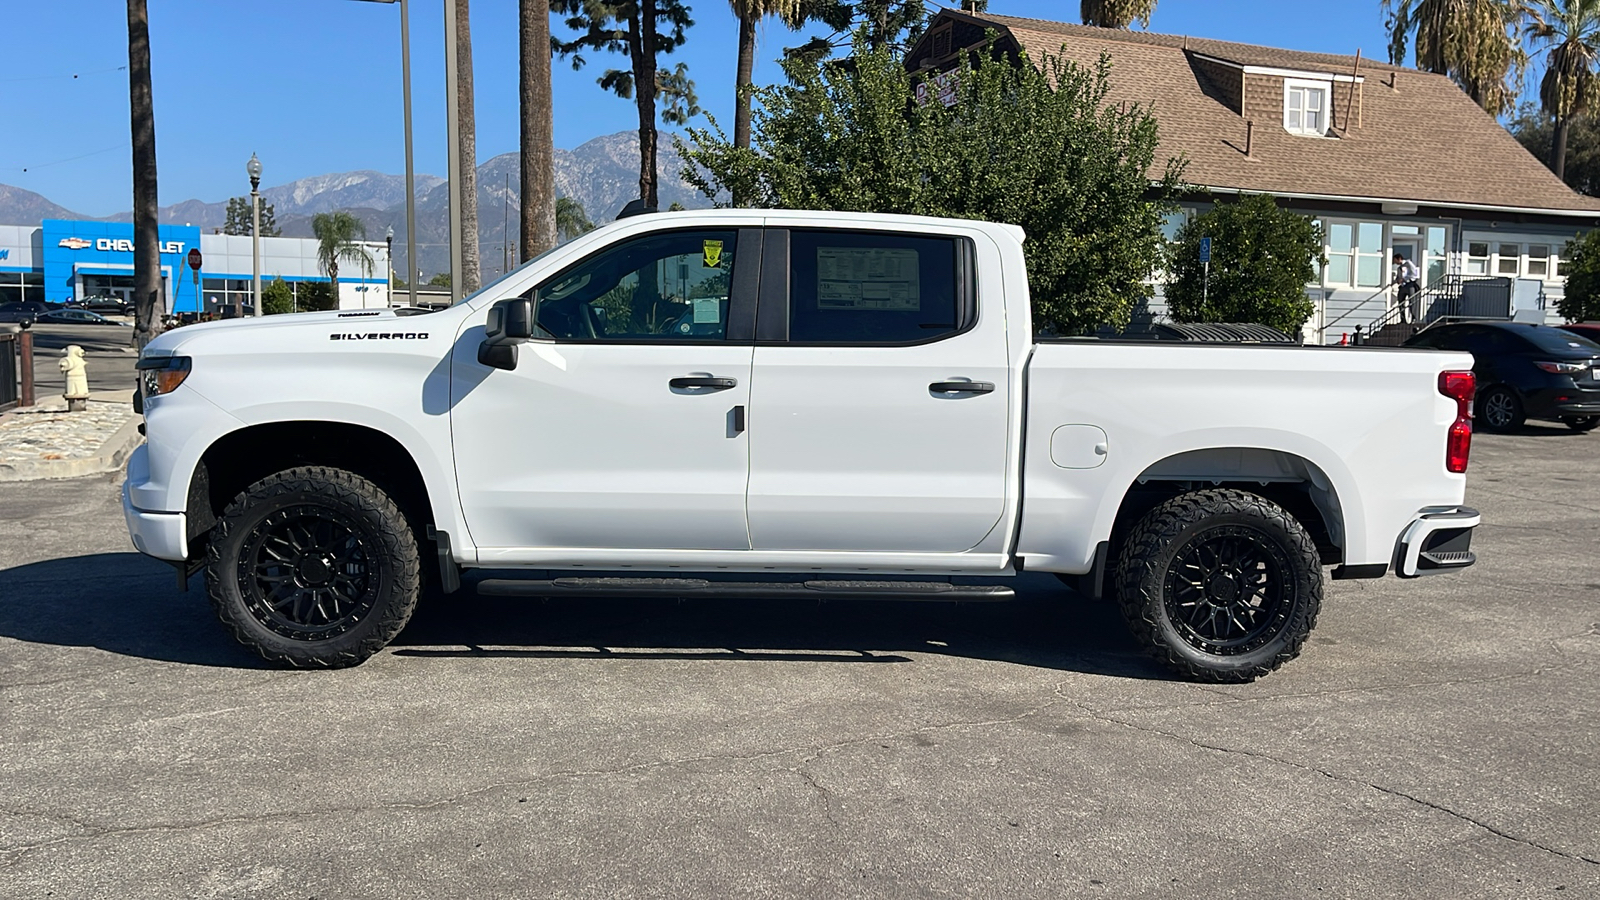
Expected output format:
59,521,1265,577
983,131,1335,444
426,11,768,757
1516,325,1600,357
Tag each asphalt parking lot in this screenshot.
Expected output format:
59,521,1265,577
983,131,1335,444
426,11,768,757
1,426,1596,898
24,321,139,396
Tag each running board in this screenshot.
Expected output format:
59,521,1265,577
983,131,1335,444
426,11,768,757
476,577,1014,602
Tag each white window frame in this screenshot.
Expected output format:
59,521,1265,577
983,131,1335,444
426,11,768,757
1284,79,1329,137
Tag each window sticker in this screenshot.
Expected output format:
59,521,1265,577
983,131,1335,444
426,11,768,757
702,240,724,269
692,297,720,323
816,247,920,310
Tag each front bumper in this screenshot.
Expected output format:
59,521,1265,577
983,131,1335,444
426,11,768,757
1394,505,1480,578
122,479,189,561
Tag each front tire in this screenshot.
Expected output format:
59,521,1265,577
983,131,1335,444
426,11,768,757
1115,489,1322,683
1477,386,1524,433
205,466,421,668
1564,415,1599,433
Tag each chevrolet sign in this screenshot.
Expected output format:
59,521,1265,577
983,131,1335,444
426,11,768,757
58,237,92,250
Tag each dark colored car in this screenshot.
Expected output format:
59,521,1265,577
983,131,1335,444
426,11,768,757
1405,321,1600,432
0,300,62,324
34,308,129,327
74,295,132,314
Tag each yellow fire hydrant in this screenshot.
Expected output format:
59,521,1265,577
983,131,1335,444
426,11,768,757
60,345,89,412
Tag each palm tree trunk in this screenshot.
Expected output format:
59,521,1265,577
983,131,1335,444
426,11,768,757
733,9,757,153
632,0,660,208
127,0,160,347
1553,114,1572,181
520,0,558,260
455,0,481,293
330,260,339,304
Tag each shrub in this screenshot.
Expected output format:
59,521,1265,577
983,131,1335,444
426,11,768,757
261,278,294,315
1165,195,1324,337
1559,230,1600,323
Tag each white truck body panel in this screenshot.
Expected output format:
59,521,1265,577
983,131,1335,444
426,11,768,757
124,209,1474,583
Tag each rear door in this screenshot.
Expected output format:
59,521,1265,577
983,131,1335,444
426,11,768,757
743,227,1011,553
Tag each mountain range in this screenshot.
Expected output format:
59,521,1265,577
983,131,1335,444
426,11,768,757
0,131,714,279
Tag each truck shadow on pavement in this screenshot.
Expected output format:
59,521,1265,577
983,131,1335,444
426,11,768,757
0,554,1165,679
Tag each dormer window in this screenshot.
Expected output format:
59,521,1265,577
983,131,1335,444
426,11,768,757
1284,80,1328,136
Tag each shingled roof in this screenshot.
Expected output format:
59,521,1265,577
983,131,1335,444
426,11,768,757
917,11,1600,216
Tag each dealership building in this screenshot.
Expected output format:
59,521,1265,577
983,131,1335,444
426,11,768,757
0,219,391,313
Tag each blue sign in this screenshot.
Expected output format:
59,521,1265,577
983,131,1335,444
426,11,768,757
1199,236,1212,263
0,249,9,261
40,219,202,310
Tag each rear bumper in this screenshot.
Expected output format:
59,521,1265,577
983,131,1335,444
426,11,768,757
1394,505,1480,578
122,479,189,562
1522,386,1600,419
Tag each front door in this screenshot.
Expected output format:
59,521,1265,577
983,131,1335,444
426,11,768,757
452,228,756,553
744,228,1011,553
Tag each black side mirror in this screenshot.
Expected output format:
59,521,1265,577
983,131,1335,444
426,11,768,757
480,297,534,370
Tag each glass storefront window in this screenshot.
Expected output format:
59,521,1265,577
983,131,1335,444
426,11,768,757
1327,256,1352,285
1357,255,1383,287
1358,223,1383,253
1329,223,1353,252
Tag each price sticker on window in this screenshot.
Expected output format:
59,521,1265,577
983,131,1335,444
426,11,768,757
702,240,724,269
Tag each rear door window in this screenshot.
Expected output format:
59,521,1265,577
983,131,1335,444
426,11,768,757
786,230,964,344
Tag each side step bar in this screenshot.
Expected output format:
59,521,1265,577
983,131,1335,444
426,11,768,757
476,577,1014,602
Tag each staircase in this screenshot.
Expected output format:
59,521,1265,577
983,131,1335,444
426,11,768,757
1350,275,1515,346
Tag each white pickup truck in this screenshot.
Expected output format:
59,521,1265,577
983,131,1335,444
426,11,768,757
124,209,1481,681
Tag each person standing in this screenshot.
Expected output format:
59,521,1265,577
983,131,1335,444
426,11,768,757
1395,254,1421,323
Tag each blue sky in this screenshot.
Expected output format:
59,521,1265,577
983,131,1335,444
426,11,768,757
0,1,1440,217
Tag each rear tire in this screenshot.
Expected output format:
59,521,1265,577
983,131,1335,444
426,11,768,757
205,466,421,668
1564,415,1599,433
1478,386,1524,433
1115,489,1322,683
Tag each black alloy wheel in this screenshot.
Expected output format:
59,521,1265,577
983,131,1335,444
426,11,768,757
239,505,377,641
1116,489,1322,682
1478,386,1524,433
1163,525,1292,656
206,466,421,668
1565,415,1600,433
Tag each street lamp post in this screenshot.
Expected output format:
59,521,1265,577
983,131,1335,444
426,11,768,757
385,225,394,308
247,152,262,318
350,0,418,310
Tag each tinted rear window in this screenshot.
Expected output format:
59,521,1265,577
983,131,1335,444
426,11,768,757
1513,326,1600,356
787,231,961,344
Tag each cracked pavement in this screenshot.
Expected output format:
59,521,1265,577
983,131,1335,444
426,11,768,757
1,424,1597,898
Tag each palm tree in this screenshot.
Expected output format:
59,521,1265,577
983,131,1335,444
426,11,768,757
729,0,801,160
455,0,482,293
1528,0,1600,180
556,196,595,241
127,0,160,347
311,212,375,306
1081,0,1156,28
1384,0,1529,116
521,0,559,260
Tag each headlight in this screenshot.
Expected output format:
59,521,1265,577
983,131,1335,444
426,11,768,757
136,355,192,399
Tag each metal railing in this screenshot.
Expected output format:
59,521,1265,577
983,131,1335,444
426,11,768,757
0,324,35,413
1323,281,1394,332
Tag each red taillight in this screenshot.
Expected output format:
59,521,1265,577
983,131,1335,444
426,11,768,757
1439,370,1475,474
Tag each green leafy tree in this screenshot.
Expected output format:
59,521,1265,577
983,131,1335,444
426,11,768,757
222,196,281,237
296,280,337,312
1527,0,1600,180
681,37,1181,333
1165,194,1324,336
311,210,374,305
556,196,596,240
1384,0,1529,116
428,272,453,288
260,278,294,315
557,0,700,208
1510,101,1600,192
1081,0,1156,28
1559,229,1600,319
784,1,933,65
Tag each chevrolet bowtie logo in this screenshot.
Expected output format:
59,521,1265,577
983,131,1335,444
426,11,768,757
57,237,92,250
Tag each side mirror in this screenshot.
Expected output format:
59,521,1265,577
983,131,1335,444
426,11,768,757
479,297,534,371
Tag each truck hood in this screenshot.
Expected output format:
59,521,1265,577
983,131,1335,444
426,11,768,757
143,308,444,356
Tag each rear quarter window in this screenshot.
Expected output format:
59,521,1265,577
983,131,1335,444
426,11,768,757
787,231,963,344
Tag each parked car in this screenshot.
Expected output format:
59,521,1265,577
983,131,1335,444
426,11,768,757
1404,321,1600,432
1559,322,1600,344
36,308,130,327
0,300,61,324
126,209,1482,681
75,295,132,314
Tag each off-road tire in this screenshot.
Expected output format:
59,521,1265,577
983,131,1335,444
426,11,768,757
1115,489,1322,683
1477,386,1524,433
1564,415,1599,433
206,466,421,668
